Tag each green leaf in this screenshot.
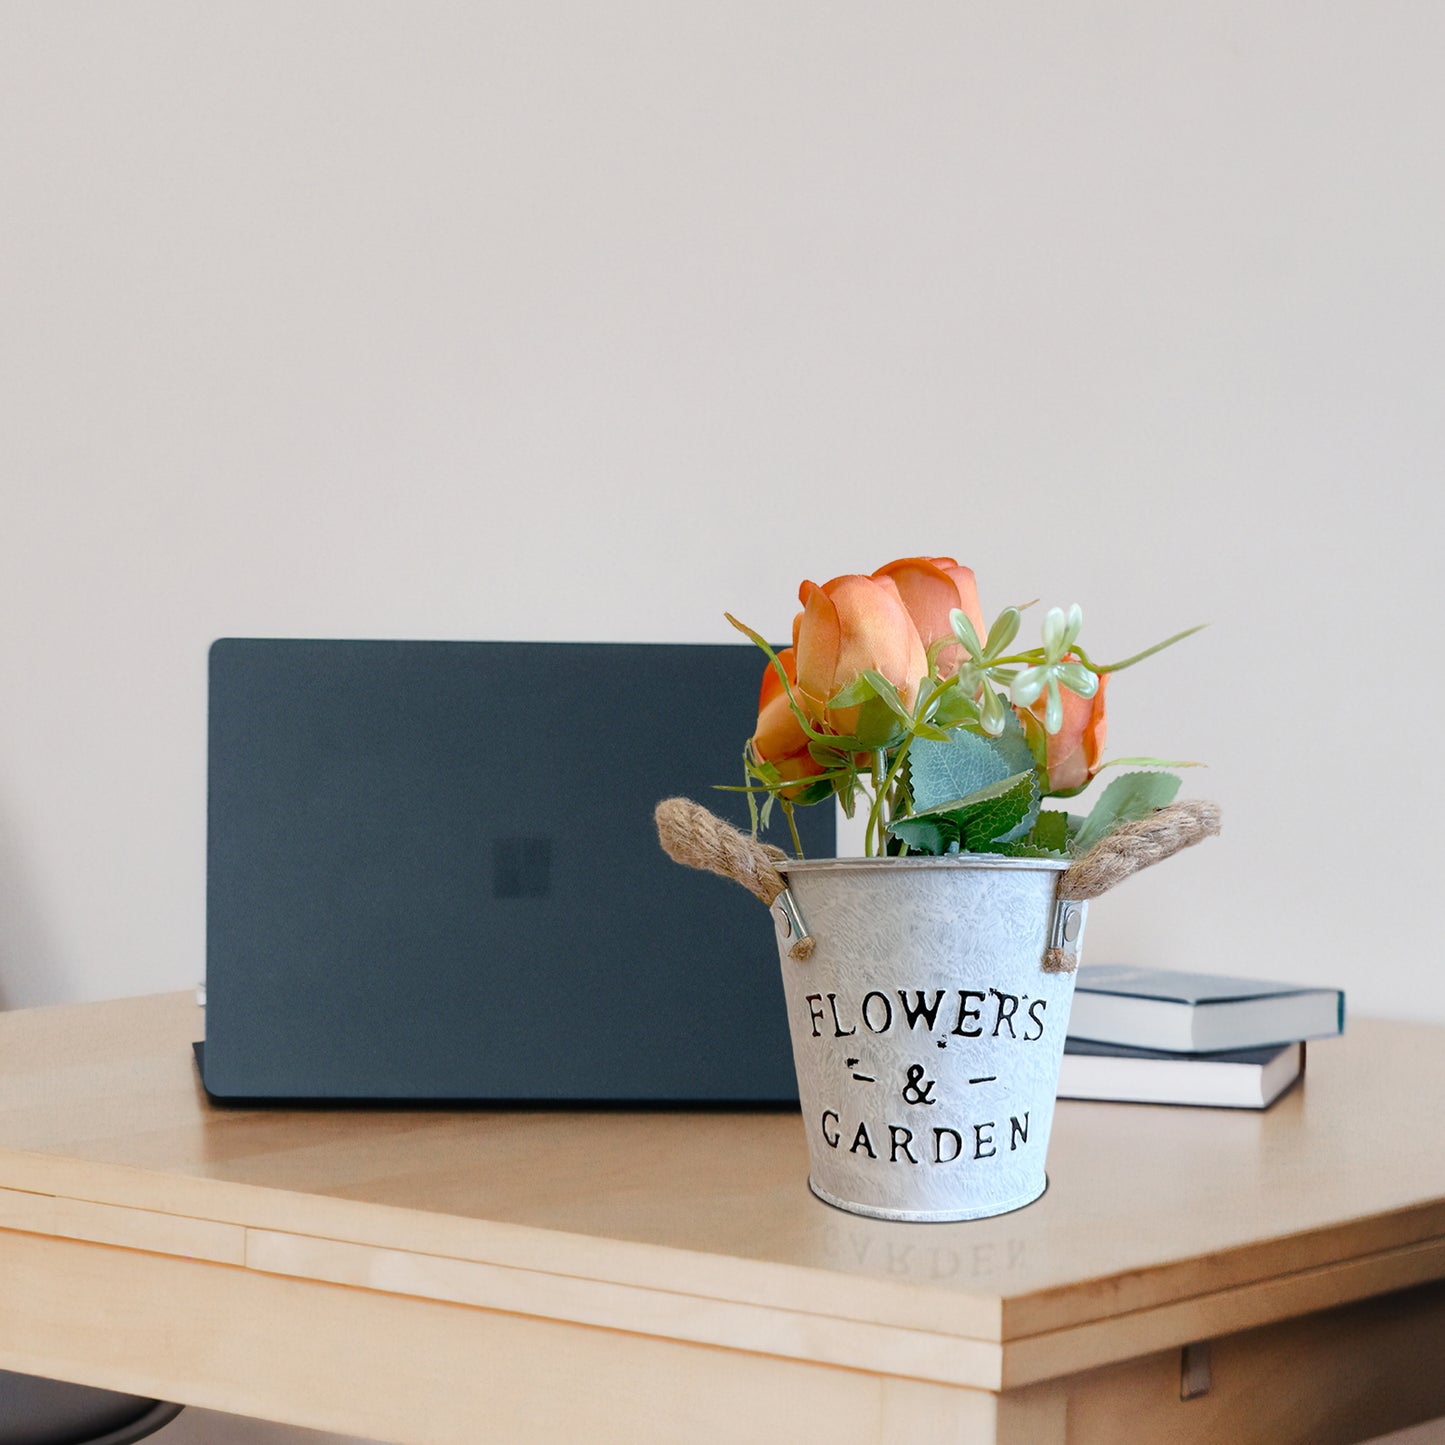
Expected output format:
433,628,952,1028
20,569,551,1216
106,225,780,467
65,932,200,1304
807,738,853,767
851,695,908,749
759,790,776,831
960,770,1039,847
1072,771,1183,854
907,707,1039,816
990,706,1036,777
886,815,961,855
741,747,760,835
827,674,877,709
1031,810,1070,853
893,771,1040,852
788,777,838,807
909,730,1013,811
861,670,913,722
749,758,783,787
930,684,979,729
907,769,1035,820
987,840,1069,860
910,721,954,743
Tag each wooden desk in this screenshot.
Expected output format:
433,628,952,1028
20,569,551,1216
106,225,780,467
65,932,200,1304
0,995,1440,1444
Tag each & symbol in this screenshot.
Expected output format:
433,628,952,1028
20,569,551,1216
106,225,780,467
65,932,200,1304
901,1064,936,1106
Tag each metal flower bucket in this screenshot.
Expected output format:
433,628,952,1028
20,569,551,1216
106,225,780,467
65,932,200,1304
656,796,1220,1224
772,855,1082,1221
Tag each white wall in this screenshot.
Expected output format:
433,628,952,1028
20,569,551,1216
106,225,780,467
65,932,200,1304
3,1,1442,1032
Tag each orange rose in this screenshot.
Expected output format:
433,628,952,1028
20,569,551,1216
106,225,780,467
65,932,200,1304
751,648,813,763
792,573,929,736
871,556,985,676
749,648,827,797
1021,669,1108,794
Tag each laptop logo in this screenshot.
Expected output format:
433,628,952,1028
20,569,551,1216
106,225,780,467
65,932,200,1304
492,837,552,899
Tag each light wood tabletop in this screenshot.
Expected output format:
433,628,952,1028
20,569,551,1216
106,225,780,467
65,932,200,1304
0,993,1441,1444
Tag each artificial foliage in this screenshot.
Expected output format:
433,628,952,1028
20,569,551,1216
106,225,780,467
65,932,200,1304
728,556,1199,859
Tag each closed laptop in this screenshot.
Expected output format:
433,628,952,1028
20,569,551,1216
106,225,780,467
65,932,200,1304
201,639,832,1103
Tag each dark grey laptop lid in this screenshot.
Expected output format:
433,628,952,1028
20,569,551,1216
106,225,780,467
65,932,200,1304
202,639,832,1103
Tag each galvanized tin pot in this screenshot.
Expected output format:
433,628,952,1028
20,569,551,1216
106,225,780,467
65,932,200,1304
657,794,1220,1222
771,855,1085,1223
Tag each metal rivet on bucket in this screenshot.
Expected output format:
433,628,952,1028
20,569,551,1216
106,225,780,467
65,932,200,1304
772,887,810,952
1044,897,1089,974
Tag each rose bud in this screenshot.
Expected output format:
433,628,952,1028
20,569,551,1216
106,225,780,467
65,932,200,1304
792,574,929,736
749,648,827,797
871,556,986,677
1019,669,1109,795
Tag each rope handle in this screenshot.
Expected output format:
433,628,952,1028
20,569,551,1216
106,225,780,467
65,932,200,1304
655,797,789,904
1041,799,1221,973
654,798,816,960
1058,799,1221,900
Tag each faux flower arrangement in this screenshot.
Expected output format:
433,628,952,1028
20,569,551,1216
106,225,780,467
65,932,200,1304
729,556,1200,859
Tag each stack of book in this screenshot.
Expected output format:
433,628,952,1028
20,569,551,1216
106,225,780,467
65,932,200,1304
1059,964,1346,1110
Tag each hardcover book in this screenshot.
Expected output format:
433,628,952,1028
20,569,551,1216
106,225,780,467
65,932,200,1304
1066,965,1344,1053
1057,1038,1304,1109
